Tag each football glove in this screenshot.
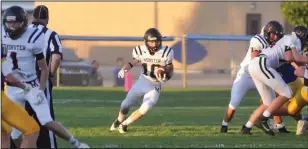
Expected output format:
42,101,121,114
23,83,31,94
25,88,45,105
155,69,167,83
118,69,127,79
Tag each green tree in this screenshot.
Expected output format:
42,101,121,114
281,2,308,27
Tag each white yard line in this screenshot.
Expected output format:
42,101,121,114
54,99,122,104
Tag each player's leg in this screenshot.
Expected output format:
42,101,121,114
118,84,161,133
22,79,88,148
27,95,88,148
221,69,255,133
296,87,308,135
254,67,292,135
241,78,275,135
5,85,28,147
2,120,12,148
1,92,40,148
28,80,58,148
242,57,277,135
110,76,144,131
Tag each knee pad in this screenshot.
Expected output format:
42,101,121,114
139,101,155,115
11,128,22,140
229,98,241,110
278,86,293,99
120,99,131,112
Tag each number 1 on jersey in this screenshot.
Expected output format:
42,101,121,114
10,52,19,70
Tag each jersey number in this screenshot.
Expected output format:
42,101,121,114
10,52,19,70
142,63,160,78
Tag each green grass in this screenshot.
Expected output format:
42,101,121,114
52,87,308,148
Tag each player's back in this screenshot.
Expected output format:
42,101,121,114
2,27,44,82
240,34,269,70
261,33,301,68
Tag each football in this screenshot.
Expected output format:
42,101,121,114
156,66,166,77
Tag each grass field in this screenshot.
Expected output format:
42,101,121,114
53,87,308,148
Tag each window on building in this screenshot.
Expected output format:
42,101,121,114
246,13,261,35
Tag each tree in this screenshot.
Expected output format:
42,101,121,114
281,2,308,27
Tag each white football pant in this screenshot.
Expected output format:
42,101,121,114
229,67,256,110
5,78,53,139
248,56,292,106
120,75,161,115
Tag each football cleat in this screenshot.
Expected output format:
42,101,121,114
296,120,308,135
110,119,121,131
220,125,228,133
240,125,252,135
255,116,275,136
277,126,290,133
118,124,128,134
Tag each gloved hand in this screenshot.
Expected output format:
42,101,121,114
23,83,31,94
155,69,167,83
25,88,45,105
118,69,127,79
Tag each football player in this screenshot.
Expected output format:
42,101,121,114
2,6,89,148
293,64,308,135
241,23,308,136
220,21,288,133
110,28,174,133
1,43,40,148
258,26,308,132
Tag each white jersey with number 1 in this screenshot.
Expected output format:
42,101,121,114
132,45,174,84
1,27,45,82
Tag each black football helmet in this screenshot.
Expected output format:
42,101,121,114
2,6,28,39
144,28,163,53
263,21,284,45
293,26,308,46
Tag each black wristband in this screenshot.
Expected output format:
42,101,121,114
128,62,133,68
49,72,54,78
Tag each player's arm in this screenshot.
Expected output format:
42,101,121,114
121,46,141,72
164,48,174,80
37,57,48,90
291,62,299,69
1,58,28,90
285,47,308,64
33,36,49,90
294,66,306,78
284,36,308,64
5,74,27,89
121,59,139,72
249,37,264,59
49,33,63,77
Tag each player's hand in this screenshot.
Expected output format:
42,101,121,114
23,83,31,94
25,88,45,105
118,69,127,79
156,72,167,83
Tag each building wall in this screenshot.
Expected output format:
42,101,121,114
34,2,284,70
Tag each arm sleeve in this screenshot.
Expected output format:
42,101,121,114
249,37,264,51
50,32,63,59
166,48,174,65
132,46,141,61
